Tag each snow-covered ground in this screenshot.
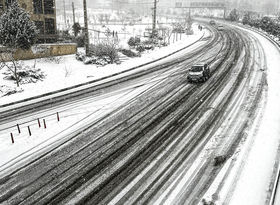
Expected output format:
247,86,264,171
202,26,280,205
0,24,209,174
226,27,280,205
0,24,205,105
0,82,151,174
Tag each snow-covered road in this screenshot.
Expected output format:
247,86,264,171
0,26,210,172
0,22,277,205
219,26,280,205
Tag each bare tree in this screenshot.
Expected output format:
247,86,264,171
119,14,126,25
165,28,173,45
104,14,111,25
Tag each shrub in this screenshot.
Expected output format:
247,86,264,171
76,52,84,61
89,42,119,64
128,37,136,47
142,39,153,45
0,85,23,97
229,9,239,21
135,37,141,44
136,44,145,53
242,12,251,25
72,22,81,37
172,23,185,33
260,16,274,33
74,34,85,47
119,49,138,57
3,64,46,84
127,37,141,47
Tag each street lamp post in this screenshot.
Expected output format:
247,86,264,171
152,0,158,37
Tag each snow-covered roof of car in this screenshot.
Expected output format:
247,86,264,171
192,63,207,66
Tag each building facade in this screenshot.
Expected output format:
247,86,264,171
0,0,57,43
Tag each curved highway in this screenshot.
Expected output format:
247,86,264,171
0,23,270,204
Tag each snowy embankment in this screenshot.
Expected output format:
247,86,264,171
203,26,280,205
227,27,280,205
0,24,205,105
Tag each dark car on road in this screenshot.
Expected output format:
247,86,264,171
187,63,211,83
217,25,224,31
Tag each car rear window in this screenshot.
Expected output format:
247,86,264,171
190,66,203,72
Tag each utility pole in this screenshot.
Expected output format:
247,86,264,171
152,0,158,37
72,2,76,24
117,0,120,15
83,0,90,56
63,0,67,27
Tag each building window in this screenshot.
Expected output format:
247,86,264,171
33,0,43,14
45,18,55,34
34,21,44,34
44,0,54,14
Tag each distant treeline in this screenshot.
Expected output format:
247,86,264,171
242,14,280,37
228,9,280,37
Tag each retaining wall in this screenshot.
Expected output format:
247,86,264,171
0,43,77,61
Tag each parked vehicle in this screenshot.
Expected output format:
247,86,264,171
187,63,211,83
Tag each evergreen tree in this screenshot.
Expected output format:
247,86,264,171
242,12,251,25
0,1,38,50
0,1,38,87
229,9,239,22
72,22,81,37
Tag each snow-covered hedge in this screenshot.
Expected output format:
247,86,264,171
119,49,139,57
0,85,23,97
89,42,119,64
76,52,118,66
3,64,46,85
76,42,120,66
242,16,280,38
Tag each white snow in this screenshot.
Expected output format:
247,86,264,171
221,27,280,205
0,82,151,174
